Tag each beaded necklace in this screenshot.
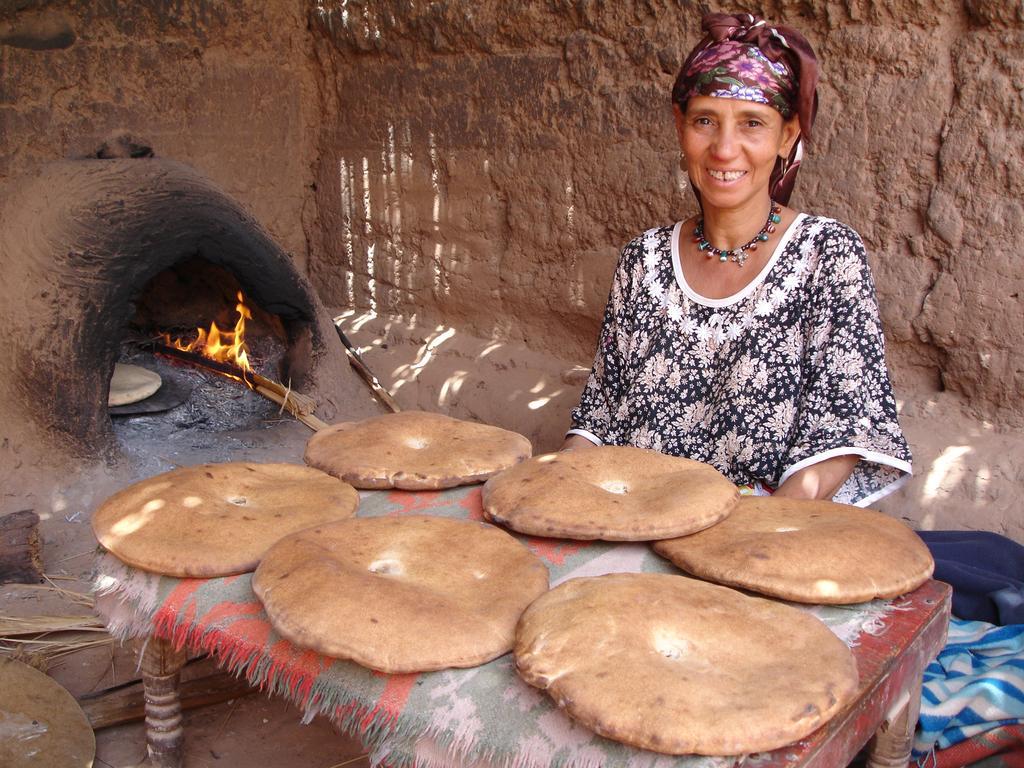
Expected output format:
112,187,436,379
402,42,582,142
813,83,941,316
693,202,782,267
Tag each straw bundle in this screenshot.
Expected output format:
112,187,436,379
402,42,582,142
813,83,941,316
0,581,113,670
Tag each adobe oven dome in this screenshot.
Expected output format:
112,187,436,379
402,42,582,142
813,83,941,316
0,155,380,466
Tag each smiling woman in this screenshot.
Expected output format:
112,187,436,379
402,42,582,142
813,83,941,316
677,98,799,256
563,13,912,506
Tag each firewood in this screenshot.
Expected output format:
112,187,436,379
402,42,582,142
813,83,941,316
333,321,401,413
254,384,328,431
150,343,325,430
0,510,43,584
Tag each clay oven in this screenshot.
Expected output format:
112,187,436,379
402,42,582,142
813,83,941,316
0,147,380,471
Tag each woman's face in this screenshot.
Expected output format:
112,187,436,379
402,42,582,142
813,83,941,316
675,95,800,213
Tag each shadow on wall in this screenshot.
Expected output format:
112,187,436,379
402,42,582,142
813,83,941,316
320,119,614,351
336,311,587,453
330,127,448,316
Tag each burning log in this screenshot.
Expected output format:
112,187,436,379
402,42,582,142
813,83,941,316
152,290,330,431
151,344,327,432
152,290,399,424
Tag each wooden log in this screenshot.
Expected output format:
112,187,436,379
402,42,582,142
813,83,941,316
79,658,254,730
0,510,43,584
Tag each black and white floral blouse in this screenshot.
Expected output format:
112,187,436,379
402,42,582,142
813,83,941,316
569,214,912,506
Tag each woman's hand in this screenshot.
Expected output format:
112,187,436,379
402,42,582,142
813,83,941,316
773,454,859,501
559,435,600,452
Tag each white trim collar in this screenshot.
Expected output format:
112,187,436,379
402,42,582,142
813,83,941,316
671,212,808,308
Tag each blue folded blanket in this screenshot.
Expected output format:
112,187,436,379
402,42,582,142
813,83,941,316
913,618,1024,758
917,531,1024,625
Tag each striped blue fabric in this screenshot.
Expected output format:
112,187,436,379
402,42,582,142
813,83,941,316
913,618,1024,758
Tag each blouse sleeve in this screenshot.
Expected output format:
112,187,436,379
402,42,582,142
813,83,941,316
568,236,643,445
780,222,913,506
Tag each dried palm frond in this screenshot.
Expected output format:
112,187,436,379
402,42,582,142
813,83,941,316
0,618,114,671
0,579,112,671
11,577,95,607
0,614,104,636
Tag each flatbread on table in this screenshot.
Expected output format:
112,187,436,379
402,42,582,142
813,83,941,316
514,572,859,756
0,657,95,768
482,445,738,540
92,462,359,577
653,496,935,603
304,411,532,490
253,515,549,672
108,362,162,405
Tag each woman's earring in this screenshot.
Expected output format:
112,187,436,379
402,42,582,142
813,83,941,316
679,152,687,171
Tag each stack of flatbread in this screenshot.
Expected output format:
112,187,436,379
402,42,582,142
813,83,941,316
305,411,532,490
90,411,936,757
93,462,359,577
482,446,738,540
253,515,549,672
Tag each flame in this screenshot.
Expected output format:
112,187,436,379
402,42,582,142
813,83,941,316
164,291,254,373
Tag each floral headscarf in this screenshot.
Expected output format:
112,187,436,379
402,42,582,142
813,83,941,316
679,41,797,117
672,13,819,206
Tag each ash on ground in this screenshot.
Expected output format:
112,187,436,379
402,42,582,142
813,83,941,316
110,337,312,475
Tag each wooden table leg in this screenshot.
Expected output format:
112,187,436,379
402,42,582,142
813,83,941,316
865,678,923,768
138,635,187,768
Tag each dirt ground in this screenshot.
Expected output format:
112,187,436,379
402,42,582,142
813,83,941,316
95,697,370,768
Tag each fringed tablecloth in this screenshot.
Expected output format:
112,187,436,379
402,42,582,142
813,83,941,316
93,485,903,768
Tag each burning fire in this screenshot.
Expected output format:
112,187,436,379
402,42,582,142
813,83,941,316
164,291,253,374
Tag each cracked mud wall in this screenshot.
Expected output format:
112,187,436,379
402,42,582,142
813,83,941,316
0,1,318,265
309,1,1023,540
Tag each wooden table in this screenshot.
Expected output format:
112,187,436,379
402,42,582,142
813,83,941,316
747,579,950,768
94,487,951,768
126,580,950,768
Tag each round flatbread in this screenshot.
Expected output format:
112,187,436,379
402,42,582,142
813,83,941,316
253,515,549,672
108,362,162,406
482,446,738,541
0,657,95,768
653,496,935,603
304,411,532,490
92,462,359,577
515,573,858,755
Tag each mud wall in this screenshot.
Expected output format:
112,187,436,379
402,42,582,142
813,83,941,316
0,0,317,265
308,0,1022,418
308,1,1023,540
